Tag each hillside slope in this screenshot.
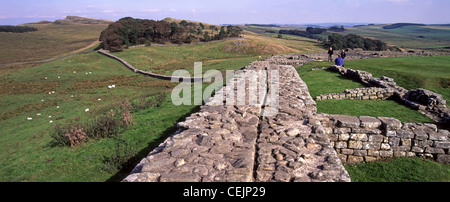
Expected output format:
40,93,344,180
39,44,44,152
0,16,110,66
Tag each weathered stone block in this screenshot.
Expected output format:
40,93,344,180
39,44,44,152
379,117,402,130
364,156,378,162
368,135,384,143
341,148,354,155
379,150,394,157
347,155,364,164
425,147,445,154
434,141,450,149
413,128,428,140
385,130,396,137
400,138,412,147
363,142,381,150
413,140,433,147
359,116,381,129
348,140,363,149
411,146,424,153
437,154,450,163
381,143,391,150
428,132,448,141
353,149,368,156
394,151,406,157
335,141,347,149
350,133,368,141
397,130,415,139
339,133,350,141
333,115,361,128
333,127,351,134
388,137,400,146
368,150,379,157
391,145,410,151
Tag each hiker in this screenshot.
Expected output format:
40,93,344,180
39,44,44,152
340,49,346,60
335,54,344,66
328,47,333,62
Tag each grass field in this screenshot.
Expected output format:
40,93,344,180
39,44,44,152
345,157,450,182
0,22,108,65
0,31,294,181
297,61,436,123
344,25,450,50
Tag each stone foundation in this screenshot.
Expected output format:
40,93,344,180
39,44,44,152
316,87,395,101
316,114,450,164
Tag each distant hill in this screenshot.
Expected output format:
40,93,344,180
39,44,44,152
383,23,426,29
55,16,113,25
28,16,113,25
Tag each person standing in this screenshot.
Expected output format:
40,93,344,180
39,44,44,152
328,47,333,62
340,49,346,60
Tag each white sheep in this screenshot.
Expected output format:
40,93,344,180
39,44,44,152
85,108,89,112
27,117,32,120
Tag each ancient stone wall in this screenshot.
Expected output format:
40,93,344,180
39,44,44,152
316,87,394,101
316,114,450,164
326,65,450,125
122,60,351,182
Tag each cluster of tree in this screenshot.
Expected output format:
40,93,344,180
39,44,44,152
99,17,243,52
306,27,326,34
323,33,387,51
382,23,426,29
0,25,37,33
327,26,345,32
278,29,325,41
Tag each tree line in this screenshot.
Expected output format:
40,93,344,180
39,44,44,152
278,26,387,51
323,33,387,51
0,25,37,33
99,17,243,52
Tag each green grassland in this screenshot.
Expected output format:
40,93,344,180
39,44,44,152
297,64,434,123
343,25,450,50
0,22,108,65
345,157,450,182
0,32,282,181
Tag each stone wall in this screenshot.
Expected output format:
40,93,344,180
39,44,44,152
315,114,450,164
122,60,351,182
327,65,450,125
316,87,394,101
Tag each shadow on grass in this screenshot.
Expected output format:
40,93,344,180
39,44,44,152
105,105,201,182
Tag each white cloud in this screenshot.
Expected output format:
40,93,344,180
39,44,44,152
170,8,177,12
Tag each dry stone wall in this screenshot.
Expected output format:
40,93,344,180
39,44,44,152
316,114,450,164
326,65,450,125
112,51,448,183
316,87,394,101
122,59,351,182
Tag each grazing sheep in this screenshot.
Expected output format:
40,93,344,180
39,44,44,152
27,117,32,120
85,108,89,112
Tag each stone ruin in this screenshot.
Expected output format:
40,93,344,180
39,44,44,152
115,53,449,182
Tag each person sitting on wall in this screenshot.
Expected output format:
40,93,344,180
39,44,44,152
335,55,344,66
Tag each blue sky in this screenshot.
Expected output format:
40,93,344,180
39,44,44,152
1,0,449,25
